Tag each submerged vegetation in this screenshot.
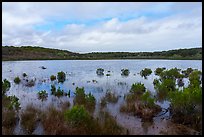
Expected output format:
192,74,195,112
2,65,202,135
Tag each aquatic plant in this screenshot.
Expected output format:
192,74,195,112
121,69,130,76
181,68,194,78
189,70,202,89
14,76,21,84
130,82,146,95
64,105,92,127
6,95,21,111
25,79,35,87
73,87,96,112
50,75,56,81
155,78,176,93
73,87,86,105
140,68,152,78
85,93,96,112
141,91,155,108
168,86,202,131
23,73,27,77
37,90,48,101
155,67,166,76
160,67,183,80
51,85,56,95
2,79,11,96
57,71,66,83
106,74,111,76
55,87,64,97
96,68,104,76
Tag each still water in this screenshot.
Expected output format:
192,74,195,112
2,60,202,134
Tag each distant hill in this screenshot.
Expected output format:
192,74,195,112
2,46,202,61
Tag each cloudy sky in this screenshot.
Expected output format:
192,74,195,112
2,2,202,53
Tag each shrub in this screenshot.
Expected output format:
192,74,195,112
141,91,155,107
96,68,104,76
50,75,56,81
23,73,27,77
51,85,56,95
189,70,202,88
14,77,21,84
160,68,182,80
182,68,194,78
140,68,152,78
121,69,130,76
155,67,166,76
130,82,146,95
7,95,21,111
73,87,86,105
2,79,11,96
64,105,92,127
85,93,96,112
55,87,64,97
37,90,48,101
57,71,66,83
154,78,176,94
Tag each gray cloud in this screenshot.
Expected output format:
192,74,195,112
2,2,202,52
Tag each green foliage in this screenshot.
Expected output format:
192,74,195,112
153,79,160,86
74,87,96,112
96,68,104,75
160,68,182,80
85,93,96,112
57,71,66,83
181,68,194,78
51,84,56,95
155,67,166,75
141,91,155,107
14,77,21,84
130,82,146,95
6,95,21,111
56,87,64,97
154,78,176,93
140,68,152,78
2,79,11,96
168,86,202,115
50,75,56,81
64,105,92,127
121,69,130,76
23,73,27,77
74,87,86,105
189,70,202,89
37,90,48,101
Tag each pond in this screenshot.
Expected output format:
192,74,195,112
2,59,202,135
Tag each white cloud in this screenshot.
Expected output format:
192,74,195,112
2,2,202,52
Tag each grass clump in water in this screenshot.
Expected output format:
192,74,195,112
14,76,21,84
50,75,56,81
57,71,66,83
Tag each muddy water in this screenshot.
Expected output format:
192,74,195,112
2,60,202,135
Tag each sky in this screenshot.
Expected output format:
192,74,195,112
2,2,202,53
